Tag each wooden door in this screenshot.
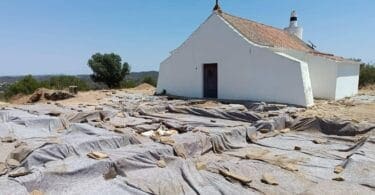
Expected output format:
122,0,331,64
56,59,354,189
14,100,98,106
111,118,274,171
203,63,218,98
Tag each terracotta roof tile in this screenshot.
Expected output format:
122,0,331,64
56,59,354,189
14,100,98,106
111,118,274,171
220,12,313,52
219,12,355,63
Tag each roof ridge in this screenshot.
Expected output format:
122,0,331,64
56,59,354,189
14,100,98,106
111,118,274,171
220,11,286,32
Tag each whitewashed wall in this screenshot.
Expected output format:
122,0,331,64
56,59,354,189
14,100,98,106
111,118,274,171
276,49,360,100
335,62,360,99
157,14,313,106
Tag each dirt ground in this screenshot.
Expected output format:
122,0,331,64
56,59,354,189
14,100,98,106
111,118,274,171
300,88,375,123
61,85,374,123
3,84,375,123
6,83,156,106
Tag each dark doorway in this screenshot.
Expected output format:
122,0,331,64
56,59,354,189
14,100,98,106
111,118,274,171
203,63,218,98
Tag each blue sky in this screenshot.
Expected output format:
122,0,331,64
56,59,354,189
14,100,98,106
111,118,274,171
0,0,374,76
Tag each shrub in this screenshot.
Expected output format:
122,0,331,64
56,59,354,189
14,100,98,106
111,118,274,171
3,75,91,100
88,53,131,88
359,64,375,87
121,79,138,88
40,75,90,91
141,76,157,87
4,75,41,99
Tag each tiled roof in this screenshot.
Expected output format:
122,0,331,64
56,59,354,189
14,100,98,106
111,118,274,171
219,12,353,63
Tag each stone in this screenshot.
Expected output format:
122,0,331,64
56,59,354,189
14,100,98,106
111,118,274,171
334,165,344,174
1,136,17,143
195,162,207,171
6,158,20,168
87,151,109,160
8,167,30,177
332,176,345,181
103,167,117,180
157,159,167,168
219,169,252,184
173,144,187,159
160,137,175,145
30,190,44,195
9,144,33,162
261,173,278,185
259,129,270,134
95,106,104,111
0,163,7,176
141,130,155,137
294,146,301,151
44,90,74,101
280,128,290,133
283,163,299,172
47,111,61,117
312,139,327,144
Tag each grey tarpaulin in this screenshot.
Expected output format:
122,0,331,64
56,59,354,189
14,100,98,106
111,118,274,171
0,93,374,194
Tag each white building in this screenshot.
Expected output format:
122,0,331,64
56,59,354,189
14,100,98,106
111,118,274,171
156,3,360,107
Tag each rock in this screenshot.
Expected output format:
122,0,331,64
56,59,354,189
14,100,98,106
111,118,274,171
113,129,125,134
312,139,327,144
44,90,74,101
28,88,74,103
6,158,20,168
28,89,44,103
332,176,345,181
280,128,290,133
259,129,270,134
0,163,8,176
219,169,252,185
334,165,344,174
103,167,117,180
283,163,299,172
87,151,109,160
95,106,104,111
8,167,30,177
160,137,175,146
114,124,126,128
195,162,207,171
30,190,44,195
156,127,178,136
1,136,17,143
9,144,33,162
261,173,278,185
46,111,61,117
173,144,187,159
294,146,301,151
157,159,167,168
141,130,155,137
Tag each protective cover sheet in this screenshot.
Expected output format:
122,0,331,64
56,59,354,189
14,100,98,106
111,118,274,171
0,93,374,195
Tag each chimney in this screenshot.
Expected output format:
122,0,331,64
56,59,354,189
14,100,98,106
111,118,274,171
284,11,303,39
213,0,222,13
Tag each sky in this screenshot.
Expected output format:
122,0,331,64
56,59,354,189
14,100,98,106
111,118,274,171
0,0,374,76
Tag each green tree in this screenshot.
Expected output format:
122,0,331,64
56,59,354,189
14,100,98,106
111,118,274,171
88,53,130,88
4,75,41,99
359,63,375,87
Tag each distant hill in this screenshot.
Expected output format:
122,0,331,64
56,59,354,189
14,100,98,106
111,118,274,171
0,71,159,91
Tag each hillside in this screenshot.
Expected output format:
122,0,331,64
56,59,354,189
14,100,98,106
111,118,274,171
0,71,159,91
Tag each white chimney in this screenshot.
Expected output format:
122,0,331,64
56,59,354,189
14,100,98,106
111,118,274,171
284,11,303,39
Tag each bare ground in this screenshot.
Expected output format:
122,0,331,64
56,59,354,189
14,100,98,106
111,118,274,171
3,84,374,123
300,88,375,123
